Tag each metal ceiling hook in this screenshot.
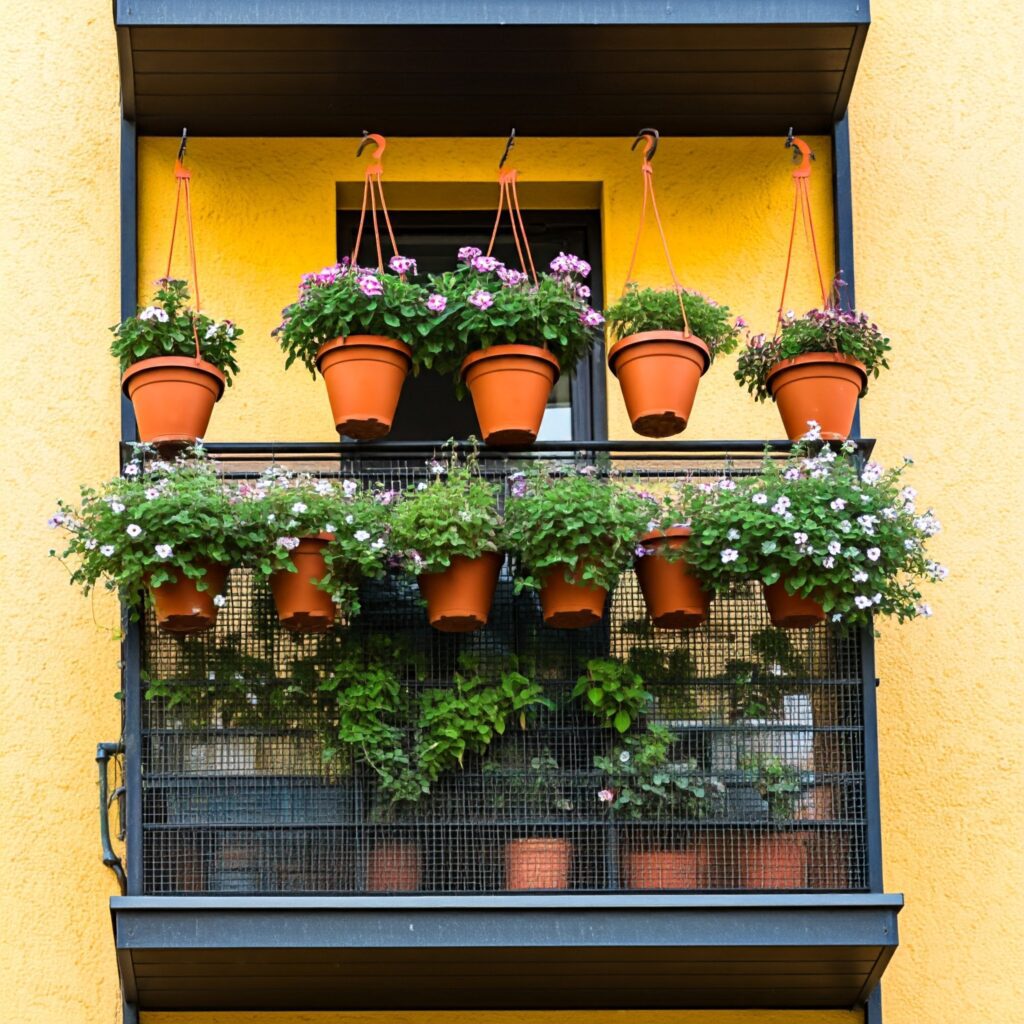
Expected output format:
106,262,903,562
631,127,659,164
785,128,815,179
357,131,387,174
499,129,516,169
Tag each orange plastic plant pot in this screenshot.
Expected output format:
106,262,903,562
622,846,707,890
269,536,337,633
122,356,226,448
763,580,826,629
607,331,710,439
366,842,422,893
316,335,412,441
766,352,867,441
634,527,712,629
505,838,572,891
460,344,560,447
538,565,608,629
737,833,808,889
149,564,228,634
417,552,502,633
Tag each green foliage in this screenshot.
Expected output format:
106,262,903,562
483,746,574,817
743,754,802,820
389,445,502,574
594,724,724,820
572,657,653,733
684,443,944,626
604,284,743,359
503,464,649,593
110,279,242,384
627,645,696,687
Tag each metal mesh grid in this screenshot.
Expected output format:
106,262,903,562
139,446,867,895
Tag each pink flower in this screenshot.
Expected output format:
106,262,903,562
388,255,417,275
468,289,494,310
497,267,527,286
598,789,615,803
426,293,447,313
579,307,604,327
458,246,482,262
550,252,591,277
358,274,383,297
470,254,502,273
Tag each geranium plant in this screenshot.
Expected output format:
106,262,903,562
503,464,649,592
684,442,945,626
111,278,241,383
605,283,744,359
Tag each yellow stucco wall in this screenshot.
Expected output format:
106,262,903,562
2,1,1021,1023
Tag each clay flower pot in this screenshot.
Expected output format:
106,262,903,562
738,832,807,889
634,527,712,629
539,564,607,629
269,535,336,633
623,846,707,890
766,352,867,441
122,356,226,448
316,335,412,440
460,344,560,446
505,837,572,890
417,552,502,633
366,842,422,892
607,331,710,438
763,580,826,629
149,563,228,634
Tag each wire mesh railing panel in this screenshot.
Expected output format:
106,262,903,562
138,445,868,896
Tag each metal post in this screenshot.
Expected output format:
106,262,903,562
120,117,138,442
832,113,860,438
865,984,883,1024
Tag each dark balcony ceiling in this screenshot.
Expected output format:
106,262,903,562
112,893,901,1012
114,1,870,137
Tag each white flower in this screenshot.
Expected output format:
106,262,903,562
145,488,161,500
857,514,877,534
854,595,873,609
267,513,276,522
154,544,173,559
839,520,852,533
213,594,227,607
914,513,941,536
793,532,808,546
828,540,842,555
100,544,115,557
205,323,219,340
718,478,736,491
139,305,169,323
727,528,740,541
830,498,846,511
872,593,882,604
315,480,333,496
458,510,472,522
416,482,428,491
721,548,739,563
783,468,801,481
598,789,615,803
752,493,768,505
291,502,308,514
852,570,869,583
371,537,385,550
768,663,783,677
84,538,98,550
866,547,881,562
354,530,371,542
123,464,139,477
904,538,918,550
126,523,142,538
861,462,883,485
927,561,949,581
342,480,358,498
832,613,843,622
801,420,822,441
276,536,300,550
881,506,899,520
817,446,837,463
619,750,630,764
915,602,933,617
428,460,444,475
325,523,337,533
345,514,354,524
110,501,125,514
822,556,835,569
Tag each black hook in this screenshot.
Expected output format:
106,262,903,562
631,127,659,162
356,130,372,157
785,127,815,161
499,129,516,169
177,128,188,162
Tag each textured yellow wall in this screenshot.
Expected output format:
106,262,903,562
2,2,1021,1024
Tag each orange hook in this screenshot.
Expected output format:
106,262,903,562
356,131,387,176
785,129,814,180
631,127,659,172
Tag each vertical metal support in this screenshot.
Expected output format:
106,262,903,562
832,113,860,438
120,117,138,442
859,623,884,894
122,995,139,1024
865,984,883,1024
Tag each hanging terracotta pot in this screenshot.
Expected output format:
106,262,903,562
417,552,502,633
623,845,707,890
607,331,710,438
149,563,228,634
269,535,336,633
634,527,712,628
766,352,867,441
763,580,825,629
505,837,572,890
316,335,412,440
122,356,226,448
460,344,560,446
366,842,422,892
538,564,607,629
737,832,807,889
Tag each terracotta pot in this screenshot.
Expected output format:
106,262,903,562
366,842,422,892
738,832,807,889
417,552,502,633
149,563,228,634
122,356,226,448
316,335,411,440
269,535,336,633
763,580,826,629
505,837,572,890
607,331,711,438
460,344,560,446
634,527,712,629
539,564,607,629
766,352,867,441
623,847,707,890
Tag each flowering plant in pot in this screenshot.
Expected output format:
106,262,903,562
112,279,242,447
735,281,891,440
49,450,240,633
685,442,944,629
503,465,648,628
274,257,434,439
389,448,503,633
595,724,724,889
737,754,807,889
232,469,388,633
423,249,604,445
605,284,744,438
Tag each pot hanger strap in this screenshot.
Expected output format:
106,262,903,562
485,132,538,284
622,128,691,338
164,129,203,362
774,133,829,340
351,132,402,272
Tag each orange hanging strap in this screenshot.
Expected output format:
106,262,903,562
622,128,691,337
774,133,829,339
351,133,403,273
164,130,202,362
485,130,538,284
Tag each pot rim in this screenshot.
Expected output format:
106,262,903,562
121,355,227,399
766,350,868,388
460,342,561,379
607,330,710,376
316,333,412,367
638,525,692,544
